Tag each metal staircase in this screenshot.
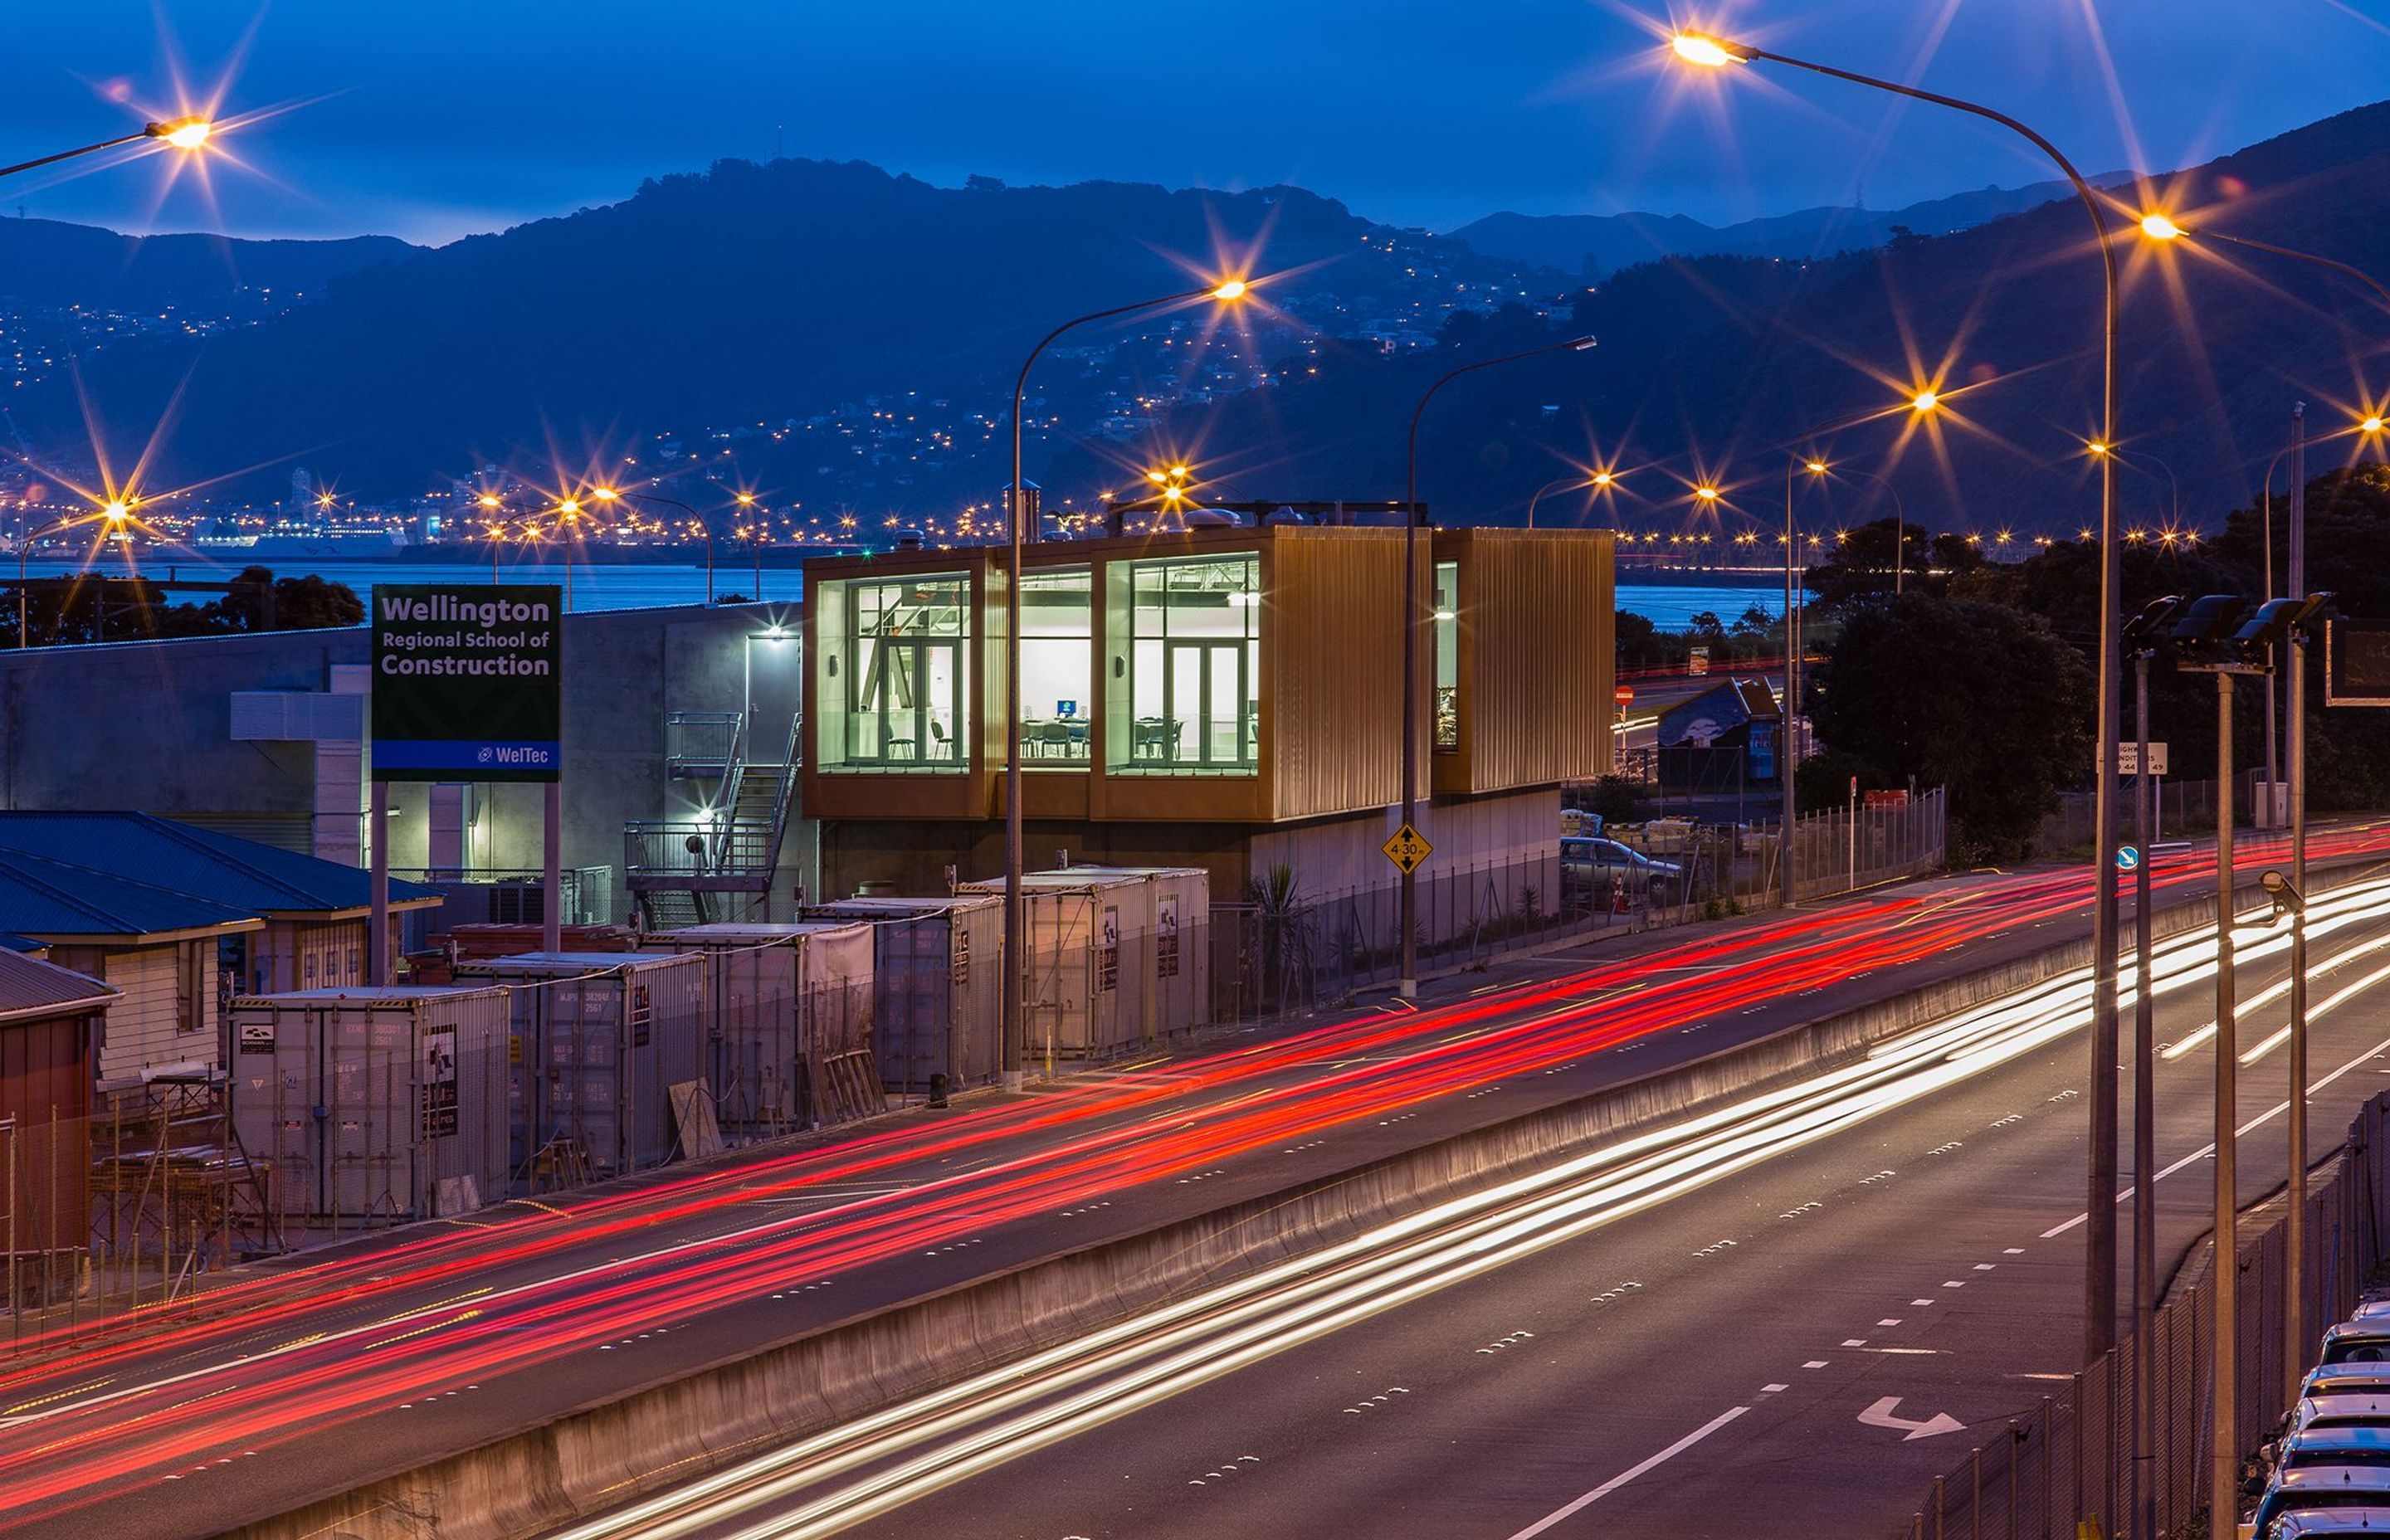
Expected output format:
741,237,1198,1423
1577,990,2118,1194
625,711,802,929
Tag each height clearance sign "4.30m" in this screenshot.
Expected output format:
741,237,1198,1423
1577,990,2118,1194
371,583,563,782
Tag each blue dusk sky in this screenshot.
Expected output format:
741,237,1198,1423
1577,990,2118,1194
1,1,2385,245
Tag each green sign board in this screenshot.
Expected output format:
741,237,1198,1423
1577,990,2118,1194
371,582,562,782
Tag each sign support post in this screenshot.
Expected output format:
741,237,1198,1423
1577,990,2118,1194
544,782,563,953
369,781,391,984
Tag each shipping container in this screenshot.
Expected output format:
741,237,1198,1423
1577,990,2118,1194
956,870,1149,1063
467,953,707,1188
227,987,511,1226
641,923,877,1138
1048,865,1212,1040
800,895,1001,1092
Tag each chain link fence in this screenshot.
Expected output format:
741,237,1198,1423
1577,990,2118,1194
1906,1090,2390,1538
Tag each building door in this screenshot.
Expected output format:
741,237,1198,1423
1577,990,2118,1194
857,637,961,761
1164,641,1249,767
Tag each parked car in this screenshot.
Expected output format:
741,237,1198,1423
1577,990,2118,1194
2283,1429,2390,1472
1561,836,1682,908
2252,1467,2390,1535
2306,1366,2390,1400
2295,1397,2390,1436
2269,1508,2390,1537
2319,1319,2390,1365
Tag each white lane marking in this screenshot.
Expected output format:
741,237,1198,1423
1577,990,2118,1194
1501,1406,1749,1539
1857,1396,1965,1440
2043,990,2390,1238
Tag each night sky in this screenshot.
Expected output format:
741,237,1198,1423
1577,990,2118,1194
2,1,2385,245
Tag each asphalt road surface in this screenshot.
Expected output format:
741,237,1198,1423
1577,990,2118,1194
0,830,2378,1538
549,868,2390,1540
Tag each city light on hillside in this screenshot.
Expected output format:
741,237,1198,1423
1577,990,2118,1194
1211,279,1249,300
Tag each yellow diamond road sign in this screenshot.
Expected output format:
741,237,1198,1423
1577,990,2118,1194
1383,823,1432,874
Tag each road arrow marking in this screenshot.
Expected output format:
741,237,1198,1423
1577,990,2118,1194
1859,1396,1965,1440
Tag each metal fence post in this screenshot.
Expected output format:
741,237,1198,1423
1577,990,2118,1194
2007,1421,2020,1540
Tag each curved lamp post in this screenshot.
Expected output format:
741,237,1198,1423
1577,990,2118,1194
0,116,213,181
1525,469,1614,529
1399,334,1597,997
2140,216,2390,1420
1001,277,1253,1084
593,485,719,603
1672,26,2127,1384
17,500,134,647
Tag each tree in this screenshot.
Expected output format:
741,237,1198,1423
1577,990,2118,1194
1806,592,2094,860
1802,516,1934,607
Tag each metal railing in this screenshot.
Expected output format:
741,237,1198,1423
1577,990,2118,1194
1905,1091,2390,1539
395,865,616,928
666,710,744,779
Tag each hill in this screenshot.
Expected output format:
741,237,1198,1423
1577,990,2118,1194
0,217,422,310
1447,175,2134,275
1080,100,2390,539
3,160,1560,501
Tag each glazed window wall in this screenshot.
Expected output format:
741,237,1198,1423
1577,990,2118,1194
1018,567,1094,763
1107,554,1261,776
815,573,971,772
1434,559,1459,753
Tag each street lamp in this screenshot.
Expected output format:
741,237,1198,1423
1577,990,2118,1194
1525,470,1614,529
476,494,506,583
1781,456,1828,907
16,500,134,648
2170,592,2261,1532
595,485,718,603
0,115,216,181
1399,333,1597,998
553,497,587,612
2120,591,2180,1540
2089,440,2181,526
1672,21,2125,1374
2141,219,2390,1401
1001,275,1255,1084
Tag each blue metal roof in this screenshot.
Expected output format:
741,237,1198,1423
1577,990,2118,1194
0,814,434,916
0,849,258,938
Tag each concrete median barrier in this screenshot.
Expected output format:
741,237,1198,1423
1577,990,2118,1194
228,878,2289,1540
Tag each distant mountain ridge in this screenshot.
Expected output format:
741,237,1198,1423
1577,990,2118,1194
0,217,423,309
1449,174,2136,275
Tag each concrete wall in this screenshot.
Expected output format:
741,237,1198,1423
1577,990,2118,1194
0,604,799,917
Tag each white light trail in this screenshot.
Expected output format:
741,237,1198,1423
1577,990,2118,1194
538,871,2390,1540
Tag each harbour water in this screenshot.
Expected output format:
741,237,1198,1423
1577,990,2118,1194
22,555,1785,631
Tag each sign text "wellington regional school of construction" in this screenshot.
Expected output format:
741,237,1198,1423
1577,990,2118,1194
370,582,564,782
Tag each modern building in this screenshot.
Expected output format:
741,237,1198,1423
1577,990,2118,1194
0,602,812,932
799,524,1613,906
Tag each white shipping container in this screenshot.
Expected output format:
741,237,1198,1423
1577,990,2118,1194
228,987,511,1226
802,895,1001,1091
644,923,877,1138
474,953,708,1186
1051,865,1212,1040
957,870,1149,1062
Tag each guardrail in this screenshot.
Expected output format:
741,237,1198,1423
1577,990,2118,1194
622,822,778,882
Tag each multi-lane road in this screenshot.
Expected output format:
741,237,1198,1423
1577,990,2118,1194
550,865,2390,1540
0,828,2382,1537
